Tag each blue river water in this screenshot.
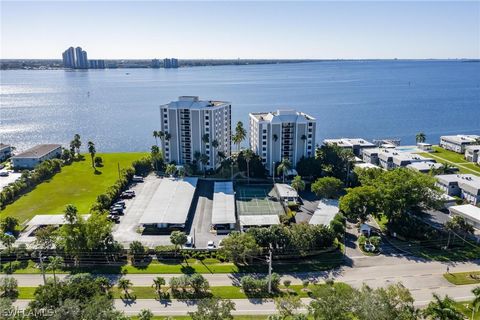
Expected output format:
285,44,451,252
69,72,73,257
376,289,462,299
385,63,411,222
1,60,479,152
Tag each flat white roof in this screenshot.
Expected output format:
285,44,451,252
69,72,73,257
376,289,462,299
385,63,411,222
275,183,298,199
212,182,236,225
309,199,339,226
323,138,375,148
449,204,480,224
441,135,480,145
139,177,198,225
27,214,90,227
407,161,443,172
239,215,280,226
354,163,380,170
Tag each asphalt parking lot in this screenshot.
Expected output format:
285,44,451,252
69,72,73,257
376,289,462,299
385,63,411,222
0,169,22,191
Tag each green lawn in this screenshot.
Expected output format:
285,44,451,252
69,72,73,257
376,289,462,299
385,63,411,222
418,146,480,176
0,153,147,222
444,271,480,285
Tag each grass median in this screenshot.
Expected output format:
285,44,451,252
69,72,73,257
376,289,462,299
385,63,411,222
444,271,480,285
418,146,480,176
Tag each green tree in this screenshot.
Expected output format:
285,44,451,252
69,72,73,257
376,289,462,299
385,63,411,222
165,163,177,176
202,133,210,144
316,144,354,183
445,215,474,247
117,278,132,298
152,277,166,299
291,175,305,192
308,282,354,320
0,217,18,234
472,286,480,319
0,277,18,299
277,158,292,183
243,149,254,183
87,141,96,168
339,186,381,222
423,293,463,320
129,241,147,263
311,177,343,199
189,274,210,296
219,232,260,264
416,132,426,143
274,294,303,319
153,130,159,146
47,256,64,297
170,231,188,253
200,154,209,176
137,309,153,320
233,121,247,151
188,298,236,320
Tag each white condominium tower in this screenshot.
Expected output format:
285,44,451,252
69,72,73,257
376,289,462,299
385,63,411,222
160,96,231,170
249,110,316,174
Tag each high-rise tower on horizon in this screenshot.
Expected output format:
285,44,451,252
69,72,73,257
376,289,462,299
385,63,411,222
62,46,89,69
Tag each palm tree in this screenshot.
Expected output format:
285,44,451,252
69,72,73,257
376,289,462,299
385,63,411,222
152,277,166,299
64,204,78,224
73,134,82,154
233,121,247,151
277,158,292,183
164,132,171,141
165,163,177,177
87,141,96,168
202,133,210,144
416,132,426,144
243,149,254,184
158,131,165,147
291,175,305,192
200,154,209,177
193,151,201,172
118,278,132,298
47,256,64,296
423,293,464,320
153,131,159,146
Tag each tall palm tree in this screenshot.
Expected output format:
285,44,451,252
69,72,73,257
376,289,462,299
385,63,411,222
200,154,209,177
416,132,426,144
87,141,96,168
243,149,254,184
291,175,305,192
47,256,64,297
164,132,171,141
64,204,78,224
153,131,159,146
152,277,166,299
423,293,464,320
73,134,82,154
193,151,201,172
158,131,165,148
118,278,132,298
277,158,292,183
233,121,247,151
202,133,210,144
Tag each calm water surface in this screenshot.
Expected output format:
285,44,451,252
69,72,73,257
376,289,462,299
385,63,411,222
1,61,479,152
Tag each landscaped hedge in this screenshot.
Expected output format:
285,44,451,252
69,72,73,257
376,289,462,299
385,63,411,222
90,166,135,212
0,159,63,209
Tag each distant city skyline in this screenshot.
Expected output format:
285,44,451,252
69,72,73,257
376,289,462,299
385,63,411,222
1,1,479,59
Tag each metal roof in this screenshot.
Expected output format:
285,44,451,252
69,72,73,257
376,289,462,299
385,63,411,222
239,215,280,226
12,144,61,159
449,204,480,224
275,183,298,199
139,177,198,225
27,214,90,226
212,182,236,225
309,199,339,226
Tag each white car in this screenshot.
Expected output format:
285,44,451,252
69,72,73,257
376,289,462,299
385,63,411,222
206,240,216,250
184,236,193,248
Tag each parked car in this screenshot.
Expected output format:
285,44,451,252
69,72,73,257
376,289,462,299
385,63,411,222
110,204,124,212
124,190,136,197
120,192,134,199
107,215,120,223
114,201,126,208
109,208,123,215
206,241,216,250
0,171,9,177
132,175,144,182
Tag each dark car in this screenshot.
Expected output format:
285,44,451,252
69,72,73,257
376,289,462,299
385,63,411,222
107,215,120,223
114,201,126,208
120,192,134,199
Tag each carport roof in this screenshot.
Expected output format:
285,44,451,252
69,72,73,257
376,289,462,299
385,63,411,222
309,199,339,226
239,215,280,226
212,182,236,225
139,177,198,225
27,214,90,226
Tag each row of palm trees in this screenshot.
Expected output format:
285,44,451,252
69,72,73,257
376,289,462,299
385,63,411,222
152,130,171,147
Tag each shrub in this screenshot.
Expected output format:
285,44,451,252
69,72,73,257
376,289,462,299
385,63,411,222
94,156,103,167
358,235,367,247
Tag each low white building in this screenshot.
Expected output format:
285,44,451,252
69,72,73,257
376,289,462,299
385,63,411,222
11,144,62,169
139,177,198,229
436,174,480,205
449,204,480,230
0,144,12,162
375,149,438,171
417,143,433,152
275,183,299,203
211,182,236,232
465,145,480,163
323,138,376,157
406,161,443,173
309,199,339,226
440,135,480,153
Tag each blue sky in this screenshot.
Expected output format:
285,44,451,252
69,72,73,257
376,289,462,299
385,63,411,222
1,1,479,59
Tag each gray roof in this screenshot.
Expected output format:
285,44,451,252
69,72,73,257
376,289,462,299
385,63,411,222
441,135,480,145
211,182,236,225
436,174,480,195
12,144,61,159
275,183,299,199
407,161,443,172
239,215,280,226
27,214,90,226
324,138,375,148
139,177,198,225
309,199,339,226
161,96,229,110
449,205,480,224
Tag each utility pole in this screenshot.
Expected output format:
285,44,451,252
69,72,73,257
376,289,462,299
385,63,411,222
267,244,273,294
39,250,46,285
